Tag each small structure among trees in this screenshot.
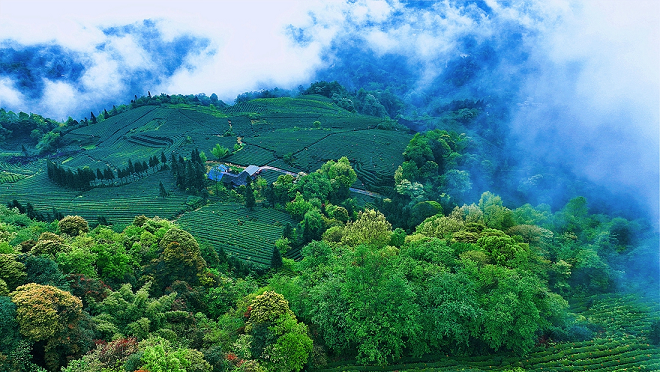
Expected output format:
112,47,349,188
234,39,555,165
208,164,260,188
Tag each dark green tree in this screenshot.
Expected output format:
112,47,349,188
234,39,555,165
159,181,168,199
271,246,283,270
245,178,256,209
160,151,167,167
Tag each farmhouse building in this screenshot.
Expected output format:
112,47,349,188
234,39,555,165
208,164,260,187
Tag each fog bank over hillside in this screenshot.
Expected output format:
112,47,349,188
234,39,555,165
0,0,657,222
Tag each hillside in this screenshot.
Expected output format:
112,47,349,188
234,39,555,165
0,95,657,372
0,96,411,265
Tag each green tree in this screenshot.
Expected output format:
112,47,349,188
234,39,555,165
341,209,392,248
245,178,256,210
0,254,26,294
0,296,31,368
159,181,168,199
211,144,230,159
309,245,419,364
58,215,89,236
479,192,514,231
91,282,177,340
10,283,91,370
18,254,70,290
55,242,98,278
285,193,314,221
294,172,332,201
30,232,68,257
415,271,481,354
319,157,357,202
410,200,443,228
90,241,136,286
137,337,211,372
271,246,283,270
156,228,207,288
36,132,61,153
475,265,563,355
477,231,530,267
301,208,325,242
247,291,312,372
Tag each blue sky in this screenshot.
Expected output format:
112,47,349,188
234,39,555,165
0,0,658,220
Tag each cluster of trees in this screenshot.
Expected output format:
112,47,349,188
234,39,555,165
82,93,228,127
376,129,481,230
0,109,61,152
262,157,358,251
265,191,652,365
112,153,168,183
0,190,644,371
0,205,312,372
171,149,207,195
303,81,405,119
234,88,294,104
117,92,227,114
46,161,97,191
47,153,169,190
6,199,64,223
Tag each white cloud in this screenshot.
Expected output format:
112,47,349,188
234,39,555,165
39,80,79,120
0,78,25,110
105,35,153,70
508,0,659,219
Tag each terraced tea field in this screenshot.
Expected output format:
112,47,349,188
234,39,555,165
245,128,331,157
313,293,660,372
293,129,409,188
54,97,410,192
0,165,187,229
176,202,295,267
0,159,38,184
0,98,411,259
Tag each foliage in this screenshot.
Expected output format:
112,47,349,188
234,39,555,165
138,337,203,372
58,215,89,236
9,283,92,371
212,144,230,159
9,283,82,342
17,254,70,290
245,291,312,372
0,254,26,293
307,244,420,364
60,337,139,372
0,93,656,371
341,209,392,248
0,296,28,366
650,319,660,345
154,228,207,288
90,281,179,340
